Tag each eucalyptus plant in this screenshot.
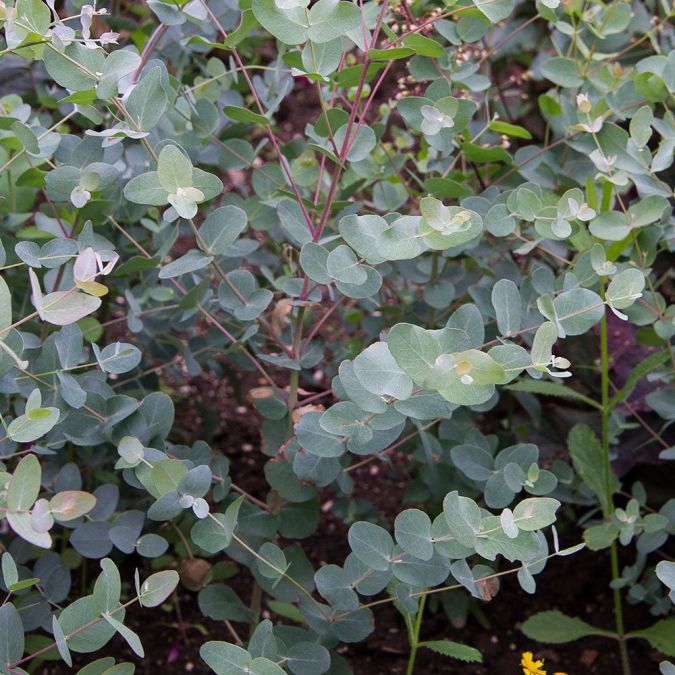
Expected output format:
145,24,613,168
0,0,674,673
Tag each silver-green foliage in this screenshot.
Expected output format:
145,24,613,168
0,0,673,672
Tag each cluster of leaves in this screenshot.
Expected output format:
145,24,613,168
0,0,674,673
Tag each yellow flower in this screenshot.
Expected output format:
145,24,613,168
520,651,568,675
521,651,547,675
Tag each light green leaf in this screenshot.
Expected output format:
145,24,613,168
419,640,482,663
38,289,101,327
319,402,371,443
93,559,121,615
367,47,415,61
286,642,330,675
628,619,675,657
394,509,434,561
6,511,52,548
11,121,39,154
96,51,141,100
326,245,367,284
584,522,619,551
191,168,223,201
251,658,287,675
387,323,441,383
336,265,381,299
300,243,331,284
139,570,180,607
488,120,532,139
629,106,653,148
419,198,483,250
43,43,104,91
348,522,394,571
531,321,557,367
353,341,413,400
0,277,11,333
522,610,615,643
334,123,376,162
552,289,604,336
16,0,51,35
506,381,601,410
1,553,18,588
541,57,583,87
157,145,193,193
191,497,244,554
256,543,288,583
512,497,560,531
606,268,645,311
472,0,514,23
223,106,269,125
7,577,39,593
159,250,213,279
199,206,248,255
656,561,675,595
252,0,308,45
401,33,445,58
589,211,630,241
103,614,145,658
123,172,169,206
424,350,503,406
0,604,25,668
53,615,72,667
567,424,617,514
59,596,118,653
117,436,144,466
491,279,521,336
307,0,362,44
7,453,41,511
7,403,59,442
201,641,252,674
625,196,667,229
442,491,481,548
296,411,346,457
126,66,168,132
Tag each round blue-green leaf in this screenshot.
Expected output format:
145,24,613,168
136,534,169,558
200,641,251,674
347,522,394,571
287,642,330,675
0,603,24,667
139,570,179,607
59,596,119,653
541,57,583,87
394,509,434,561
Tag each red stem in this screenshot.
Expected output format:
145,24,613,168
131,24,168,83
198,0,316,238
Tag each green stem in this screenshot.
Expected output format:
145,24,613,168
249,581,262,634
287,306,306,431
425,253,439,328
288,370,299,429
405,594,426,675
600,290,631,675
